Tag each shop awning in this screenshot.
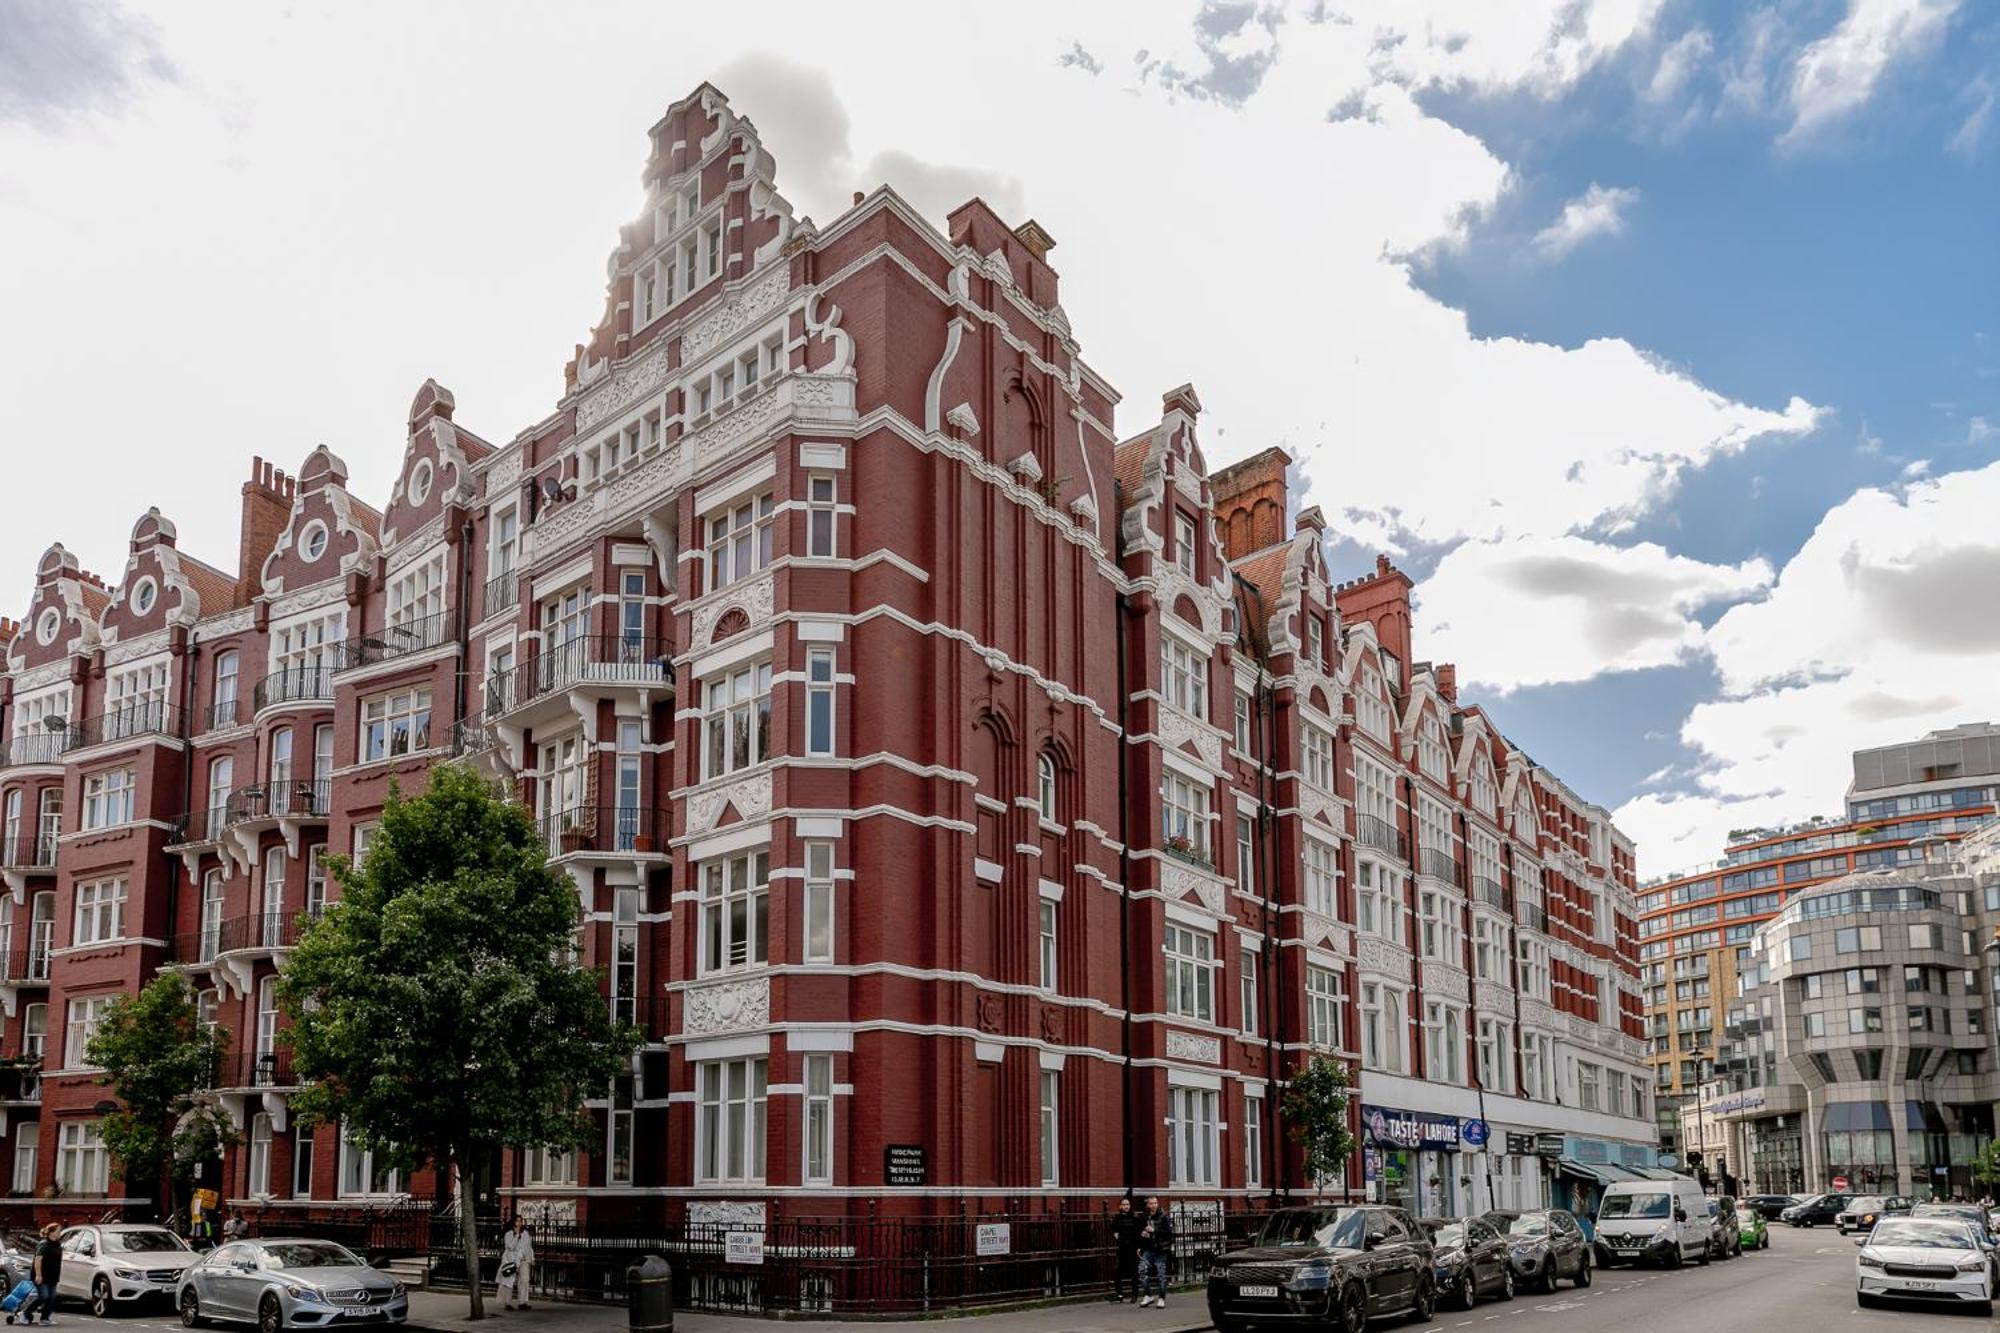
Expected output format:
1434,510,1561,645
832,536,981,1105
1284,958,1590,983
1825,1101,1893,1133
1904,1100,1948,1134
1556,1158,1619,1186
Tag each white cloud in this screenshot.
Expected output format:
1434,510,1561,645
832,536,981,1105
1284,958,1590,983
1949,75,1996,156
1532,182,1640,259
1779,0,1960,147
1616,458,2000,869
1362,0,1668,99
1643,27,1712,103
1415,535,1771,692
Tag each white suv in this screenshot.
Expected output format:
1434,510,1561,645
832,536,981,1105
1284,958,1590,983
57,1224,200,1316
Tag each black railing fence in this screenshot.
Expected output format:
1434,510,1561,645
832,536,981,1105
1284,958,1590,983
399,1207,1258,1313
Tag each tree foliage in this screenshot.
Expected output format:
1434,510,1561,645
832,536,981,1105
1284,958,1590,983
1973,1140,2000,1189
84,972,235,1194
280,763,640,1315
1282,1054,1359,1189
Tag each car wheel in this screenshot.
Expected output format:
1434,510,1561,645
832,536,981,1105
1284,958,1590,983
1499,1267,1515,1302
1539,1261,1556,1293
258,1294,285,1333
1337,1281,1368,1333
181,1290,206,1329
1761,1233,1770,1250
1407,1274,1436,1324
1573,1256,1592,1289
91,1277,114,1319
1696,1240,1711,1267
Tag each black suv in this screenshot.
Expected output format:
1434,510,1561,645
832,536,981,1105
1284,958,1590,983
1208,1205,1435,1333
1781,1194,1851,1228
1480,1209,1592,1291
1742,1194,1799,1220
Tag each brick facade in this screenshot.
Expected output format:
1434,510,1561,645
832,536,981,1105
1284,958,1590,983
0,83,1648,1229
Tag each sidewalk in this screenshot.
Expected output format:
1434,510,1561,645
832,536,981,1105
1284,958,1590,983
406,1289,1210,1332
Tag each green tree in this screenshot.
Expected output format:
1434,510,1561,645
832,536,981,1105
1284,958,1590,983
84,972,235,1211
280,763,640,1318
1973,1140,2000,1190
1281,1054,1359,1194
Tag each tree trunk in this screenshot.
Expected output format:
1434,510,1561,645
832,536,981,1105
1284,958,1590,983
458,1154,485,1319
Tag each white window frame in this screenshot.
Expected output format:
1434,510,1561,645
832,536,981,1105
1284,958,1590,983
56,1121,108,1196
704,492,775,591
803,842,835,965
1305,838,1338,918
699,849,770,975
696,1056,768,1184
360,686,433,763
1306,964,1344,1049
65,995,114,1070
703,661,773,780
1164,923,1216,1023
73,877,128,947
804,1053,834,1186
82,769,137,830
806,649,836,757
1167,1085,1219,1187
1162,634,1208,717
1039,1069,1060,1186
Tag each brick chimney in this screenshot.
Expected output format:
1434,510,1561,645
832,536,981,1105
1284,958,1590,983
1436,662,1458,703
1334,553,1415,677
239,456,296,599
1208,446,1291,560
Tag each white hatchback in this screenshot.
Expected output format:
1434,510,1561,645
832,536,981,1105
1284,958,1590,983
1855,1216,1995,1315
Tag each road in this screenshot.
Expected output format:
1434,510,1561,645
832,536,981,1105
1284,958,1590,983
1404,1228,1990,1333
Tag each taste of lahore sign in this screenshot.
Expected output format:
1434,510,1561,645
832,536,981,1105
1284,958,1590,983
1362,1105,1464,1150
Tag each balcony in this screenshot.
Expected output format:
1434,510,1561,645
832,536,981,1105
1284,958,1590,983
177,910,318,995
487,636,672,732
201,695,243,733
0,930,54,1002
1418,846,1465,889
214,1047,298,1092
1517,901,1548,933
0,1060,41,1107
0,731,68,769
1355,813,1407,860
336,609,461,672
537,805,668,859
68,701,181,751
483,569,519,620
1472,874,1507,911
253,665,335,713
0,831,56,874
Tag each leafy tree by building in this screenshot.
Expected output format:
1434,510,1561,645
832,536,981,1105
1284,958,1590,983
281,763,641,1318
1282,1054,1359,1194
84,972,235,1212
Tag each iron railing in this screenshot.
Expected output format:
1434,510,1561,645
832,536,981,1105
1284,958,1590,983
0,936,52,984
0,1062,41,1105
166,803,232,847
0,831,57,871
1355,813,1406,859
70,701,180,748
487,636,672,714
1418,847,1464,888
1472,874,1507,910
214,1046,297,1090
170,910,316,964
1517,901,1548,933
338,609,461,670
403,1208,1257,1313
0,731,69,767
254,665,336,712
484,570,519,620
538,805,666,856
451,712,498,757
204,695,243,732
222,779,333,827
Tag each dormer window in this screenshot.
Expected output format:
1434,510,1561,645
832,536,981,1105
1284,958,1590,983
1356,663,1390,743
300,521,329,563
1175,513,1196,578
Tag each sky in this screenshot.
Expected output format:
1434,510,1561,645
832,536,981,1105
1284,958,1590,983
1,0,1996,877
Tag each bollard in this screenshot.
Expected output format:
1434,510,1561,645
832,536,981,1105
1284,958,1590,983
628,1253,673,1333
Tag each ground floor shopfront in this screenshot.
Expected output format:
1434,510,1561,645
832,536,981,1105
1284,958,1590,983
1705,1085,1997,1199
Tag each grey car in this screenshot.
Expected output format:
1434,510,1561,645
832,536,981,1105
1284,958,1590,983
177,1239,407,1333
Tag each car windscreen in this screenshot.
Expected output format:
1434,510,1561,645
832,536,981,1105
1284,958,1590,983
259,1242,364,1269
1257,1209,1365,1249
1427,1224,1465,1246
1496,1215,1547,1236
103,1230,188,1254
1849,1197,1885,1211
1869,1220,1976,1251
1600,1193,1670,1220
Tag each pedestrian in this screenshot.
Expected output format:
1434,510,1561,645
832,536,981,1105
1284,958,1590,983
1137,1195,1175,1308
29,1223,60,1327
1108,1196,1143,1303
221,1210,247,1242
497,1216,535,1310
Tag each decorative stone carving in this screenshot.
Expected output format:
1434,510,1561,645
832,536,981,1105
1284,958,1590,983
1420,961,1469,1002
1357,935,1412,978
976,993,1000,1033
1165,1030,1221,1064
688,1200,766,1230
685,771,773,835
1519,998,1558,1032
682,266,791,364
1159,860,1224,916
576,339,675,434
1040,1006,1061,1042
689,571,775,648
683,976,770,1036
1157,708,1223,769
486,447,522,496
1008,451,1044,483
1474,980,1515,1016
946,403,980,437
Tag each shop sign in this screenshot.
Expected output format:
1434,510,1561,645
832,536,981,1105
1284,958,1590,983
1535,1132,1565,1158
1363,1105,1462,1150
1462,1119,1490,1148
1505,1132,1538,1156
1708,1091,1766,1118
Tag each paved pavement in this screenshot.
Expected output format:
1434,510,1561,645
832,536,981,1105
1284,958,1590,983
11,1227,1988,1332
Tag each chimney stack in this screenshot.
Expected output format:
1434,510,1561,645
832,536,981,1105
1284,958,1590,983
238,455,296,599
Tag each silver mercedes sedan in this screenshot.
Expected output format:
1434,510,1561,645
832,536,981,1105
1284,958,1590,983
177,1238,407,1333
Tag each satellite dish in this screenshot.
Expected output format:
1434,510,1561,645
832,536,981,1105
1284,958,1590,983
542,476,564,503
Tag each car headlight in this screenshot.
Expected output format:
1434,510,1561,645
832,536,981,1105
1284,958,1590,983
1654,1223,1673,1240
113,1268,141,1281
1857,1251,1885,1271
1956,1257,1988,1274
282,1284,322,1302
391,1282,406,1298
1286,1261,1333,1291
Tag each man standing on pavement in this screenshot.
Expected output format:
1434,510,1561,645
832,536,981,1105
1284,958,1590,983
1108,1196,1143,1303
29,1223,60,1327
1137,1196,1175,1308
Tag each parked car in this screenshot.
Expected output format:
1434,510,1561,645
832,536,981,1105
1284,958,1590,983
1835,1196,1912,1235
1206,1205,1435,1333
1480,1209,1592,1292
1593,1179,1711,1269
1705,1196,1742,1259
1780,1194,1851,1228
58,1224,201,1316
1735,1205,1769,1251
1741,1194,1799,1221
0,1234,33,1289
1855,1216,1994,1315
1911,1202,1998,1244
177,1237,408,1332
1421,1217,1514,1309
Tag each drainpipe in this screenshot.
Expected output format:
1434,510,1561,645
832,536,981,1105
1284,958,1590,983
1116,591,1135,1195
1238,577,1282,1201
167,629,200,1221
453,516,476,736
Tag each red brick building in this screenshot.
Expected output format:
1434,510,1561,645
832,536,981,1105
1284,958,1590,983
0,83,1648,1231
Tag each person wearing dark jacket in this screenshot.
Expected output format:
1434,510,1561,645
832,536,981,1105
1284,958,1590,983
1108,1197,1144,1302
1137,1196,1175,1307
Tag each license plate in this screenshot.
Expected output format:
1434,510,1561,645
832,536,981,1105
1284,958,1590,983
1239,1284,1280,1298
1898,1282,1938,1291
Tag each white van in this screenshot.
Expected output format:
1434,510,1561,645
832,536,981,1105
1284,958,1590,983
1593,1178,1712,1268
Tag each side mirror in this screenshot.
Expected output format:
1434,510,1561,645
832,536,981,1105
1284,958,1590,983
1673,1210,1687,1223
1365,1231,1387,1250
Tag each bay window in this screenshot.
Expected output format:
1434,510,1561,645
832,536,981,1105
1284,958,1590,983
360,686,432,762
1306,965,1344,1049
1164,923,1216,1022
700,849,769,973
696,1056,767,1183
703,662,773,778
706,492,775,591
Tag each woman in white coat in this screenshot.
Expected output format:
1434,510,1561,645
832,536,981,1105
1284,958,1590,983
497,1217,535,1310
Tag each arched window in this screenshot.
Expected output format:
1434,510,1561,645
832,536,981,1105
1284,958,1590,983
1037,753,1059,823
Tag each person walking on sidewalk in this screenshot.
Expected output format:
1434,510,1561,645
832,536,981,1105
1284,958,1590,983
28,1223,61,1327
1108,1196,1144,1303
1137,1196,1175,1308
497,1217,535,1310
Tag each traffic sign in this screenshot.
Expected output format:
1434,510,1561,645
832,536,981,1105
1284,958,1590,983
1832,1174,1849,1191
